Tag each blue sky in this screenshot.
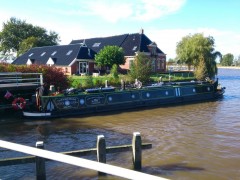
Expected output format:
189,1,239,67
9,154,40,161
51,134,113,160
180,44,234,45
1,0,240,59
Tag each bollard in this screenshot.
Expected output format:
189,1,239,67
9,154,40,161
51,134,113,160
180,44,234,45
121,79,126,90
97,135,106,176
49,85,55,93
105,80,108,88
36,141,46,180
132,132,142,170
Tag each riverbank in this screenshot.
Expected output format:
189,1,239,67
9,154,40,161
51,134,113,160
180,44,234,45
217,66,240,69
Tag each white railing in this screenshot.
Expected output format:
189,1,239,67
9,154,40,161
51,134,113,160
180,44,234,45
0,72,43,86
0,139,169,180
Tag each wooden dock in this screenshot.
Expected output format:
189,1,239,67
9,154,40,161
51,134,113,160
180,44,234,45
0,133,169,180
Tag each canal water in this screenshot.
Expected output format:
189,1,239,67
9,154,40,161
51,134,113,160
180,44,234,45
0,68,239,180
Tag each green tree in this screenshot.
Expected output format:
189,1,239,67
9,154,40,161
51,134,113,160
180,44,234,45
95,46,125,68
110,64,119,79
0,17,60,56
234,55,240,66
176,35,193,69
18,37,39,56
176,33,221,79
194,56,208,81
128,52,152,83
220,53,234,66
167,58,177,65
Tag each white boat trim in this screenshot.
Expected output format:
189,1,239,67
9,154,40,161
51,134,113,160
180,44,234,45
23,111,51,117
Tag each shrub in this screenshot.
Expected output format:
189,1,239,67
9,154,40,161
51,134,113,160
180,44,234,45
81,75,94,88
93,78,103,87
110,64,119,79
0,63,70,90
194,57,209,81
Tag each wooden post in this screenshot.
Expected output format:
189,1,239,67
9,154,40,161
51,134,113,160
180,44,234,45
97,135,106,176
132,132,142,170
36,141,46,180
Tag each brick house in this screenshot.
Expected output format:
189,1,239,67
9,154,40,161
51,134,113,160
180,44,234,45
13,29,166,75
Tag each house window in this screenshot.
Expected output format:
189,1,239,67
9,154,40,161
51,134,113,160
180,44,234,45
92,43,101,47
66,50,73,55
151,59,155,72
51,51,57,56
157,58,161,69
41,52,46,56
29,53,34,57
161,60,165,69
132,46,137,51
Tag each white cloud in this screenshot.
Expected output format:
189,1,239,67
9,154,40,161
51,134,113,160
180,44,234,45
134,0,186,21
0,11,12,31
83,0,133,23
49,0,186,23
148,28,240,59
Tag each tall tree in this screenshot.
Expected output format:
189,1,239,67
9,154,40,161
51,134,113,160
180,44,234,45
0,17,60,56
220,53,234,66
128,52,152,83
176,33,221,79
18,37,39,56
95,46,125,68
175,35,193,69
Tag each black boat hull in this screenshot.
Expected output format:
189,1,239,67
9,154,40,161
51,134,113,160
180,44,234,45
23,84,225,118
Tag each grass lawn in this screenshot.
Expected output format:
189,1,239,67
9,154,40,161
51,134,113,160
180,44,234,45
68,71,195,89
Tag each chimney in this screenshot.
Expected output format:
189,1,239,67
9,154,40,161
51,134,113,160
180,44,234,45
139,28,144,34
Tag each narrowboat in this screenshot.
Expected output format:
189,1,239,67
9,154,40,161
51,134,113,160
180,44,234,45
22,78,225,118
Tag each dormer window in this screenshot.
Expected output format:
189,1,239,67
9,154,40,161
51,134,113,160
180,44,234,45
46,57,55,66
92,43,101,47
66,50,73,55
41,52,46,56
148,42,157,56
151,46,157,55
27,58,34,65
